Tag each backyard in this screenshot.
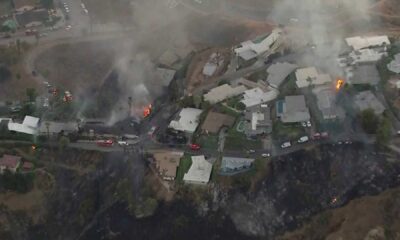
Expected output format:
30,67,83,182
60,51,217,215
175,155,192,183
225,123,262,151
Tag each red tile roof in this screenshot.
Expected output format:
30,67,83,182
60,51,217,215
22,161,33,170
0,155,22,168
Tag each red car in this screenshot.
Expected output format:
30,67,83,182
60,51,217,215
96,139,114,147
190,144,201,150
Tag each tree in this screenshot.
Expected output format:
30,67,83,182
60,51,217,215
360,109,379,134
26,88,37,102
193,95,202,108
59,136,70,152
236,102,246,111
377,117,391,146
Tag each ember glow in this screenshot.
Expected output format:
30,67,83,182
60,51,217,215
336,79,345,90
143,104,152,118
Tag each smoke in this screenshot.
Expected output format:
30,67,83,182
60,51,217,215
98,0,193,125
269,0,376,74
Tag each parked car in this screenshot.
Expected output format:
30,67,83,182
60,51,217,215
247,149,256,154
261,153,270,158
298,136,309,143
117,141,128,146
148,126,157,136
96,139,113,147
190,143,201,150
321,132,329,139
306,121,312,127
301,122,307,127
312,133,321,140
281,141,291,149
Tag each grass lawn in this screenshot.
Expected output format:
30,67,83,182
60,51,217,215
215,103,242,118
273,120,305,142
225,127,262,151
176,155,192,183
197,135,218,150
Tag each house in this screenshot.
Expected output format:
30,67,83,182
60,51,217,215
347,48,387,65
153,151,183,181
0,155,21,173
156,67,176,87
158,49,179,67
388,78,400,89
21,161,34,171
203,84,247,104
8,115,39,135
345,35,390,51
234,29,283,60
348,64,380,85
202,52,224,77
38,121,78,135
244,104,272,137
169,108,202,134
183,155,212,185
295,67,332,88
15,9,49,28
266,62,298,89
13,0,36,12
220,157,254,175
279,95,311,123
201,111,235,134
313,86,345,120
354,91,386,115
387,53,400,74
240,87,279,108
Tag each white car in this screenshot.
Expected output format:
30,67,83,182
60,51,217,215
301,122,307,128
281,141,291,149
306,121,312,127
248,149,256,154
261,153,270,158
117,141,128,146
298,136,309,143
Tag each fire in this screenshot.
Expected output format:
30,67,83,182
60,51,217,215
336,79,344,90
143,104,152,118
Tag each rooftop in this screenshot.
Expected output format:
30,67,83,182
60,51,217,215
38,121,78,134
234,29,282,56
354,91,386,115
169,108,202,133
387,53,400,74
244,105,272,136
15,8,49,27
241,87,279,108
201,111,235,134
345,35,390,50
13,0,37,10
350,64,380,85
281,95,311,123
295,67,332,88
156,67,176,87
0,154,21,169
183,155,212,184
8,115,39,135
266,62,298,88
203,84,247,104
158,49,179,67
313,86,345,120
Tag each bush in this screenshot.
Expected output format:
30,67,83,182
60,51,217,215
0,171,34,193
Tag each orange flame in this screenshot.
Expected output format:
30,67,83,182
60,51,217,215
143,104,152,118
336,79,344,90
